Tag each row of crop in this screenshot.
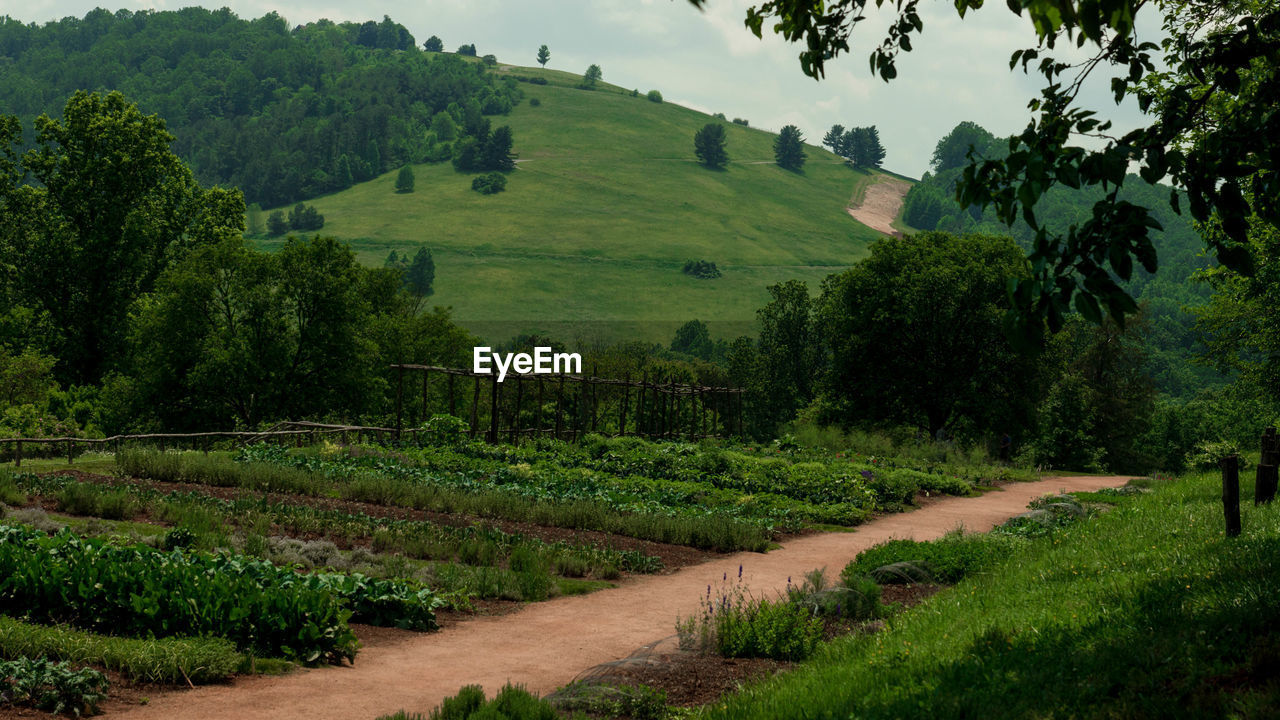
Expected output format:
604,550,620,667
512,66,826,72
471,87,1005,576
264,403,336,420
447,434,980,504
13,470,660,577
119,450,775,552
0,525,443,664
254,443,872,528
0,656,108,717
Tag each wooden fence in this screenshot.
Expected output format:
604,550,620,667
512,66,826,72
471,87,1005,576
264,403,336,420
391,364,744,443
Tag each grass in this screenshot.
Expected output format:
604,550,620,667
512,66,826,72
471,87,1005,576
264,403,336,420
0,615,240,684
703,472,1280,719
252,62,891,343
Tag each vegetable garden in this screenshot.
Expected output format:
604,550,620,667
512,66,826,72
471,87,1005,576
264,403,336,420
0,426,1032,715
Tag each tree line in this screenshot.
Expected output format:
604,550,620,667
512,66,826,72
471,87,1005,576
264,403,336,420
0,8,522,208
0,91,471,436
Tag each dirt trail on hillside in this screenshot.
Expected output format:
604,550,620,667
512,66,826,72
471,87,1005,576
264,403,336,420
108,475,1129,720
847,176,911,235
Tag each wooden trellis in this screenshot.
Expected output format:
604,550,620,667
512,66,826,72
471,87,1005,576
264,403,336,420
391,364,745,443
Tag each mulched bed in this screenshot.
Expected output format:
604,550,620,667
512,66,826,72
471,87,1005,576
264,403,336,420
26,470,713,572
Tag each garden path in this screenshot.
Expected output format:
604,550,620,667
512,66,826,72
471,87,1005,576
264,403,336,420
108,474,1130,720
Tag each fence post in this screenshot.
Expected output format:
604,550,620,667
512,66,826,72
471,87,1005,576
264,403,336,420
555,374,564,440
395,366,405,441
67,439,73,465
536,377,545,439
448,373,457,417
1222,454,1242,537
619,373,630,436
470,376,480,439
14,440,20,468
421,370,430,426
489,376,500,443
512,376,523,444
1257,426,1278,505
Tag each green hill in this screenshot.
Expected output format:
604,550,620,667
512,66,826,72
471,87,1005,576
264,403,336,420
254,63,891,344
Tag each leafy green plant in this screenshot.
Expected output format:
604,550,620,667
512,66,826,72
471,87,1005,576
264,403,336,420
678,575,824,662
843,532,1026,586
0,657,108,717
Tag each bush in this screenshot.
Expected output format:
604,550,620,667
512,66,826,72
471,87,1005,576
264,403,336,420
471,172,507,195
420,683,558,720
421,414,470,446
481,54,497,66
682,259,721,279
677,580,824,662
287,202,324,231
732,117,749,126
843,532,1024,585
528,97,541,107
0,657,108,717
266,210,288,236
646,89,663,103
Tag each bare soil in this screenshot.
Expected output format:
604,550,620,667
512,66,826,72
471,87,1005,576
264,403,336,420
95,474,1131,720
847,176,911,235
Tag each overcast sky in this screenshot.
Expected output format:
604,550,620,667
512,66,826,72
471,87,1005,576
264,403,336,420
5,0,1158,178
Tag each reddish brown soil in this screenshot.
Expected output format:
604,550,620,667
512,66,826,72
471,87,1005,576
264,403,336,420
98,474,1131,720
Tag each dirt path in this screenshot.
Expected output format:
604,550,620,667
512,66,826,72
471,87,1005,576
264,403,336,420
847,176,911,235
107,475,1129,720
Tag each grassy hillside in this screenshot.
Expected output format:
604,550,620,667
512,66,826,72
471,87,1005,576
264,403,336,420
255,61,890,344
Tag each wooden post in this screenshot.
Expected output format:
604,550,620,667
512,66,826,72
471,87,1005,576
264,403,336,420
13,440,20,468
489,376,500,443
421,370,430,425
536,377,545,439
698,388,705,439
638,371,648,438
1222,454,1242,537
555,374,565,440
470,376,481,439
395,366,405,440
448,373,457,417
67,439,73,465
1257,426,1278,505
512,376,524,444
589,365,599,434
619,373,630,436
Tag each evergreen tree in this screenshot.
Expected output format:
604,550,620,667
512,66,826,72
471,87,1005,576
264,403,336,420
404,247,435,305
694,123,729,169
864,126,887,168
483,126,516,172
773,124,806,171
822,124,845,153
267,210,288,236
395,165,415,193
335,154,354,189
536,44,550,68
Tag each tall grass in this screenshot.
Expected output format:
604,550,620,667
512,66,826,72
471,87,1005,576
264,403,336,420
0,615,240,684
705,473,1280,719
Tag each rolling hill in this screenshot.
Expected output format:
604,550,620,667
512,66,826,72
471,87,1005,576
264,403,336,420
253,61,899,344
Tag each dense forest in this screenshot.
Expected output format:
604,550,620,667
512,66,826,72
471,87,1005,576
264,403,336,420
0,8,521,207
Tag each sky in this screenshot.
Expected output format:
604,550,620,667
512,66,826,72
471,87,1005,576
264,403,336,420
3,0,1159,178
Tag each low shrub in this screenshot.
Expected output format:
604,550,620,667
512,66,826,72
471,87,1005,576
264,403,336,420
678,578,824,662
548,680,667,720
528,97,541,107
0,656,108,717
418,683,558,720
471,172,507,195
843,531,1025,585
646,89,663,103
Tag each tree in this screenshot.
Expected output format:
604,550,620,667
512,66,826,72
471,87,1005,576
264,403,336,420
423,35,443,52
335,155,354,189
430,112,457,142
685,0,1280,341
773,125,806,171
694,123,728,169
931,121,999,173
266,210,288,236
482,126,516,172
456,44,476,56
901,185,944,231
403,247,435,306
536,44,550,68
288,203,324,231
863,126,886,168
671,320,715,360
3,91,242,385
815,232,1038,436
395,165,415,194
822,124,845,154
580,64,602,89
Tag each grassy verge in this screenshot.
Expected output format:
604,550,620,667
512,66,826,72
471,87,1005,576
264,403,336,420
0,615,240,684
703,473,1280,719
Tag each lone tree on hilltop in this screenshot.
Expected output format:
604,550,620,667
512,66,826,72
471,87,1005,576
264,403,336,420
423,35,443,52
395,165,415,193
580,64,602,89
774,124,806,171
536,44,550,68
694,123,729,169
